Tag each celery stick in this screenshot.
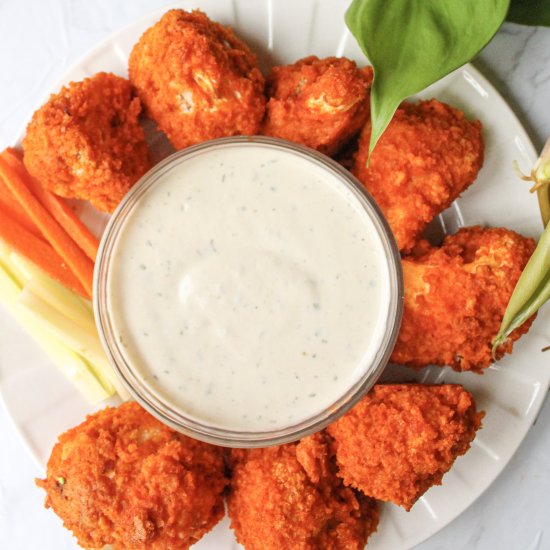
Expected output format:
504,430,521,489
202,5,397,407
18,287,114,389
24,276,95,333
0,246,27,290
4,246,33,279
0,260,23,304
2,249,129,402
18,322,112,403
81,350,130,401
0,265,111,403
17,288,129,401
0,240,13,264
10,252,94,320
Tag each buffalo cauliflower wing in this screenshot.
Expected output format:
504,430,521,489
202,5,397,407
261,56,372,156
129,9,266,150
23,72,151,213
227,433,378,550
36,402,227,550
392,226,536,372
328,384,483,511
353,99,484,251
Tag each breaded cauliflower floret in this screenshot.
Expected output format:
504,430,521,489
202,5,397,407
262,57,372,156
392,226,536,372
353,99,484,251
328,384,484,511
129,9,266,150
36,402,227,550
23,72,151,213
228,433,378,550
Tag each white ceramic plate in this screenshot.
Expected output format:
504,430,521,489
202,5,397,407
1,1,549,549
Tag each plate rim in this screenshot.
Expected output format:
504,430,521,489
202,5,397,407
1,2,549,549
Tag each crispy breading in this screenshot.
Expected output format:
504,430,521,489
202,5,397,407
353,99,484,251
262,57,372,156
35,402,227,550
392,226,536,372
227,433,378,550
23,72,151,213
328,384,483,511
128,9,265,150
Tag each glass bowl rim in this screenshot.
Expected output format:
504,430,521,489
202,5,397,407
94,135,404,448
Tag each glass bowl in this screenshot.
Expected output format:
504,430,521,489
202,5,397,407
94,136,403,448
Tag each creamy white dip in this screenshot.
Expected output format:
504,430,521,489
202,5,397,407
107,143,391,431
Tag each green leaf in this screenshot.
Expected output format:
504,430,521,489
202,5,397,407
506,0,550,27
514,137,550,225
493,221,550,351
533,137,550,226
494,137,550,351
536,185,550,227
345,0,510,154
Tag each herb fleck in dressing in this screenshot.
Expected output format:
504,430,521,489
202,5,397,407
108,145,390,431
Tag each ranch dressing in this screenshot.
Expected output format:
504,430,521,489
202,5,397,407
108,143,390,431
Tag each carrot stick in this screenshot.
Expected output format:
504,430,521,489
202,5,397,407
0,178,45,240
4,148,22,161
0,157,94,296
2,149,99,261
0,206,87,296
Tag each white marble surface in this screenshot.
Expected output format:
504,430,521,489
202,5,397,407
1,1,550,549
